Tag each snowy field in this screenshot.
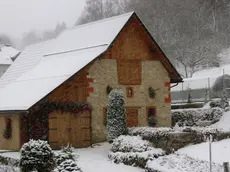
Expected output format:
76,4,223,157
76,143,144,172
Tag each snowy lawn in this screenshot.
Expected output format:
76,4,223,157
177,139,230,164
0,143,144,172
76,143,144,172
146,153,223,172
212,110,230,131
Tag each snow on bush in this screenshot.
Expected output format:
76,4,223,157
0,165,19,172
55,144,78,166
172,107,224,127
145,153,222,172
54,159,82,172
109,135,165,168
107,89,127,143
174,126,222,141
19,140,55,172
109,150,165,168
111,135,152,153
129,127,173,137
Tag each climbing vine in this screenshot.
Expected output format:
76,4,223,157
22,101,92,141
149,87,156,98
3,118,12,140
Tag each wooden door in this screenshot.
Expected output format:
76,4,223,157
70,114,81,147
58,113,71,146
79,111,91,147
70,111,91,148
48,113,59,149
49,111,91,149
126,108,138,127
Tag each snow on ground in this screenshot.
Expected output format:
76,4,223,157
0,143,143,172
212,110,230,131
178,139,230,164
0,165,19,172
146,153,223,172
0,151,20,159
76,143,144,172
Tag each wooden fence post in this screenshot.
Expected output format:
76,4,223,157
223,162,230,172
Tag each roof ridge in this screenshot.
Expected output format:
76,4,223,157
59,11,134,35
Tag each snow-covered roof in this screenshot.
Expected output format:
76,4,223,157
0,45,20,58
0,12,133,111
0,51,13,65
46,12,133,55
0,45,20,65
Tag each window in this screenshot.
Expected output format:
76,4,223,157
118,61,141,85
126,86,134,97
103,107,138,127
146,107,157,127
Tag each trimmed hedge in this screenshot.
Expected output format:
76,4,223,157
171,103,203,110
172,107,223,127
109,135,165,168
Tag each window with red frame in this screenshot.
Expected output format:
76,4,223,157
146,107,157,127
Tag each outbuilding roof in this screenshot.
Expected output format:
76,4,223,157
0,12,181,111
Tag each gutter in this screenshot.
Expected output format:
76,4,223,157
170,82,179,88
0,110,29,114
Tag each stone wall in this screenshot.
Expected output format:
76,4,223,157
87,59,170,143
0,114,20,150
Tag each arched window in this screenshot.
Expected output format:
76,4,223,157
127,87,134,98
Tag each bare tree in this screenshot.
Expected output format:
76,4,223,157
76,0,126,25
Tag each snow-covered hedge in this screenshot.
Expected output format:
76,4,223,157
129,127,173,137
0,155,19,167
54,159,82,172
172,107,224,127
145,153,222,172
109,135,165,168
175,126,228,141
128,127,230,151
55,145,78,166
111,135,152,152
19,140,55,172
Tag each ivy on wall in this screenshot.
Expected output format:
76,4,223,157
149,87,156,98
3,118,12,140
22,101,92,142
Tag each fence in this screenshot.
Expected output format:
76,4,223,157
171,75,230,104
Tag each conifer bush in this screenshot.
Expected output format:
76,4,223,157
54,159,82,172
55,144,78,166
19,140,55,172
107,89,127,143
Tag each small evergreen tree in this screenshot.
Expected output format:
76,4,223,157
221,89,229,108
55,144,78,166
20,140,55,172
55,159,82,172
107,89,127,143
